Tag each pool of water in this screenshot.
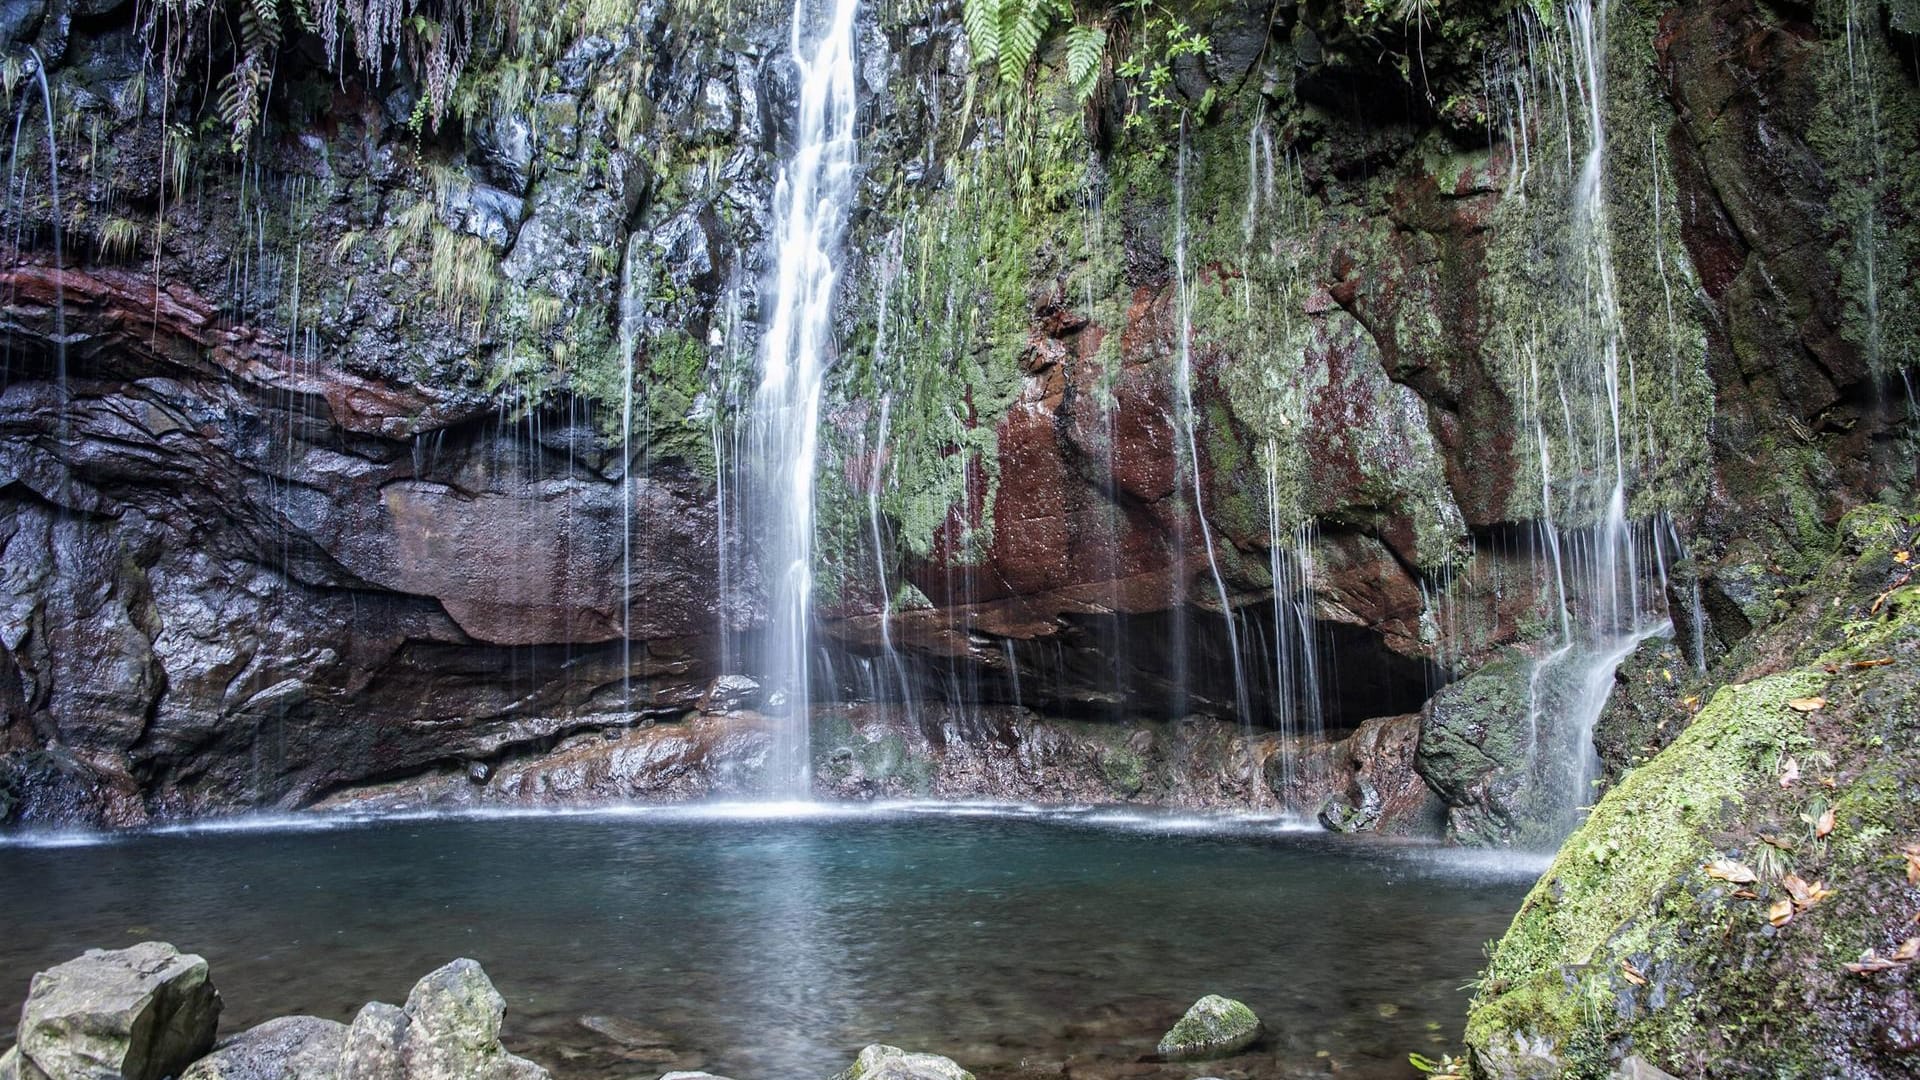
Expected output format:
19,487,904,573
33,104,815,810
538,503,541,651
0,804,1540,1079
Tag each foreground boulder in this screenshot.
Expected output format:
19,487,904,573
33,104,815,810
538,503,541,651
338,960,546,1080
1156,995,1260,1060
180,1017,347,1080
831,1044,973,1080
1466,508,1920,1078
1,942,220,1080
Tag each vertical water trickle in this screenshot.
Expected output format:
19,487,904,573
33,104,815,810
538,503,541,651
1519,0,1673,836
749,0,860,797
1170,118,1251,724
618,231,647,716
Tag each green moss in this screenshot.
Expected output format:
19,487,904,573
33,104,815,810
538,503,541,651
1468,507,1920,1077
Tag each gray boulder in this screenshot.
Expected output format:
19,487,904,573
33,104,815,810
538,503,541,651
830,1044,973,1080
6,942,220,1080
337,960,545,1080
179,1017,347,1080
1156,995,1260,1061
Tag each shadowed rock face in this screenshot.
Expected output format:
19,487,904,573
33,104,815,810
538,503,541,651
0,0,1912,828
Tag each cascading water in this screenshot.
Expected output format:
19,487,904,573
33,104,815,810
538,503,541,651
749,0,860,797
1514,0,1674,837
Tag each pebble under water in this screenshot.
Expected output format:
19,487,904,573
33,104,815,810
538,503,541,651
0,806,1538,1079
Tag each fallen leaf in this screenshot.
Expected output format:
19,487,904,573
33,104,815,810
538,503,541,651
1662,668,1673,682
1681,695,1700,710
1786,697,1826,713
1780,757,1802,787
1733,888,1760,900
1621,960,1648,986
1769,899,1796,927
1784,874,1813,905
1816,807,1836,838
1706,858,1759,884
1844,955,1903,974
1761,833,1795,851
1849,658,1895,670
1903,844,1920,885
1897,550,1912,564
1896,938,1920,963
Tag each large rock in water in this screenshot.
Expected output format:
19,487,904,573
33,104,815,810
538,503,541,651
1413,654,1545,846
3,942,220,1080
179,1017,347,1080
830,1044,973,1080
337,960,545,1080
1156,995,1261,1060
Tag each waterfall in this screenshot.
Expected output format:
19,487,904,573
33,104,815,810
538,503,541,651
1171,119,1252,724
1518,0,1673,837
749,0,860,797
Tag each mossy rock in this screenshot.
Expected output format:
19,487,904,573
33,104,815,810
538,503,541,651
1156,994,1261,1061
1465,506,1920,1079
831,1044,973,1080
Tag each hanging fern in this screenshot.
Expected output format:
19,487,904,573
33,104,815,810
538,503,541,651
215,0,283,150
962,0,1082,88
1064,22,1104,103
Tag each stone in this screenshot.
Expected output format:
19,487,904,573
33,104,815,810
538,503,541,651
179,1017,348,1080
337,1002,408,1080
658,1074,734,1080
1614,1056,1680,1080
1413,655,1540,846
830,1044,973,1080
10,942,220,1080
1155,995,1260,1061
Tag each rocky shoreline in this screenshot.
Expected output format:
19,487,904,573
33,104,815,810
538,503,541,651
0,945,1274,1080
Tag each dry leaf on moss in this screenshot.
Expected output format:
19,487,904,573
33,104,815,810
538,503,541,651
1706,859,1758,884
1785,697,1826,713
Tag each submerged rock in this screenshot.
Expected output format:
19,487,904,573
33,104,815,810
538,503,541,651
6,941,220,1080
1156,995,1260,1061
179,1017,347,1080
830,1044,973,1080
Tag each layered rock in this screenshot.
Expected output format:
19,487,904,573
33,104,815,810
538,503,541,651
0,0,1911,830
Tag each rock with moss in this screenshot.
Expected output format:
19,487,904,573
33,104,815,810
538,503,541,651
1465,507,1920,1078
1414,655,1543,846
5,942,221,1080
1156,995,1261,1061
1590,631,1703,785
830,1044,972,1080
338,960,546,1080
179,1017,347,1080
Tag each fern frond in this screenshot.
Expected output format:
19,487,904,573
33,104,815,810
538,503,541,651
998,0,1046,84
1065,23,1105,101
962,0,1000,62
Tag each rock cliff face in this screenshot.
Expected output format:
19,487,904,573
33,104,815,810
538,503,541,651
0,0,1913,827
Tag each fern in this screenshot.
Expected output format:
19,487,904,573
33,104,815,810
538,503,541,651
962,0,1001,64
1065,23,1104,102
997,0,1048,83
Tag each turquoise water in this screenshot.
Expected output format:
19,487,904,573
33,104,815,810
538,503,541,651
0,805,1537,1078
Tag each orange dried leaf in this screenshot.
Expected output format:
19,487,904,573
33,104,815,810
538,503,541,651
1895,937,1920,963
1769,899,1796,927
1706,858,1758,884
1849,658,1895,670
1784,874,1813,906
1785,697,1826,713
1816,807,1836,838
1780,758,1802,787
1621,960,1648,986
1903,844,1920,885
1733,889,1760,900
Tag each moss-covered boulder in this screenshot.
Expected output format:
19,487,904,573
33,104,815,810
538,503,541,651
1465,507,1920,1078
1414,655,1541,846
1156,995,1261,1061
830,1044,972,1080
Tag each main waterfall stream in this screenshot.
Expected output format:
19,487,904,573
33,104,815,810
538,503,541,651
0,811,1534,1079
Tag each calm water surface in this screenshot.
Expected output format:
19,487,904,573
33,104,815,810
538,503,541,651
0,805,1539,1079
